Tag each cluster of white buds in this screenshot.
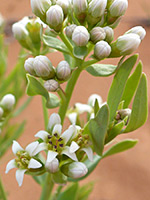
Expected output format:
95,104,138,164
115,108,131,125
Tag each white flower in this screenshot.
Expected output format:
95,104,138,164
5,141,43,186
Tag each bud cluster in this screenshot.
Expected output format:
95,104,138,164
24,56,71,92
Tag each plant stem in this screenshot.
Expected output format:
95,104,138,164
0,177,7,200
42,97,49,130
59,31,73,54
82,59,98,69
40,174,54,200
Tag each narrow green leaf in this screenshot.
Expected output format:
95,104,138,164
107,54,138,122
94,99,100,116
86,64,117,77
43,34,70,54
73,46,88,60
121,61,142,108
124,73,148,133
103,139,138,158
89,104,109,155
57,183,78,200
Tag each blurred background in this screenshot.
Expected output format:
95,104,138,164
0,0,150,199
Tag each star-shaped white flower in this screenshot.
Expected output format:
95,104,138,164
5,140,43,186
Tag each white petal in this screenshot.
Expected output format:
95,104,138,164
12,140,24,155
68,112,77,124
48,113,61,130
46,150,58,163
52,124,62,136
5,159,16,174
75,103,93,114
62,146,78,161
25,141,39,157
90,112,95,119
88,94,103,107
61,125,76,144
28,158,42,169
16,169,27,187
45,158,59,173
32,142,47,156
69,141,80,153
69,124,78,140
81,147,93,162
35,130,49,141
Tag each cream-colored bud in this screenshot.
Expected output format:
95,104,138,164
56,61,71,81
116,33,141,56
109,0,128,17
44,79,60,92
24,58,37,76
73,0,87,21
125,26,146,40
118,108,131,119
45,158,59,173
94,41,111,60
103,26,114,43
56,0,70,15
68,162,88,179
65,24,77,39
33,56,55,80
12,22,28,40
72,26,90,46
88,0,107,18
46,5,64,32
31,0,51,20
1,94,15,111
90,27,106,43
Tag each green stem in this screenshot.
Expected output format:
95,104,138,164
82,59,98,68
0,177,7,200
58,66,83,124
42,97,49,130
59,31,73,54
40,174,54,200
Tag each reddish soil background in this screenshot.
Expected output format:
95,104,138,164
0,0,150,199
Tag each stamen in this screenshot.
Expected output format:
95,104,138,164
59,144,63,147
54,133,58,137
49,141,52,145
48,135,52,139
58,138,63,142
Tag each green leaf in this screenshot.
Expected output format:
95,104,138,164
89,104,109,155
103,139,138,158
77,182,94,200
94,99,100,116
52,171,67,185
43,34,70,54
107,54,138,122
124,73,148,133
57,183,78,200
73,46,88,60
121,61,142,108
86,64,117,77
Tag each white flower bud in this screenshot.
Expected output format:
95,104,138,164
125,26,146,41
46,5,64,32
73,0,87,21
65,24,77,39
56,0,70,15
56,61,71,81
0,107,4,119
1,94,15,111
44,79,59,92
68,162,88,179
24,58,37,76
118,108,131,119
31,0,51,20
12,22,28,40
116,33,141,56
45,158,59,173
103,26,114,43
94,41,111,60
88,94,103,107
72,26,90,46
33,56,55,80
109,0,128,17
90,27,106,43
88,0,107,18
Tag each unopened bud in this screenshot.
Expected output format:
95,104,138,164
88,0,107,18
88,94,103,107
65,24,77,39
1,94,15,111
56,0,70,15
33,56,55,80
109,0,128,17
116,33,141,56
90,27,106,43
72,26,90,46
103,26,114,43
46,5,64,32
56,61,71,81
45,158,59,173
31,0,51,21
12,22,28,41
94,41,111,60
0,107,4,119
62,162,88,179
44,79,59,92
73,0,88,22
125,26,146,41
118,108,131,119
24,58,37,76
